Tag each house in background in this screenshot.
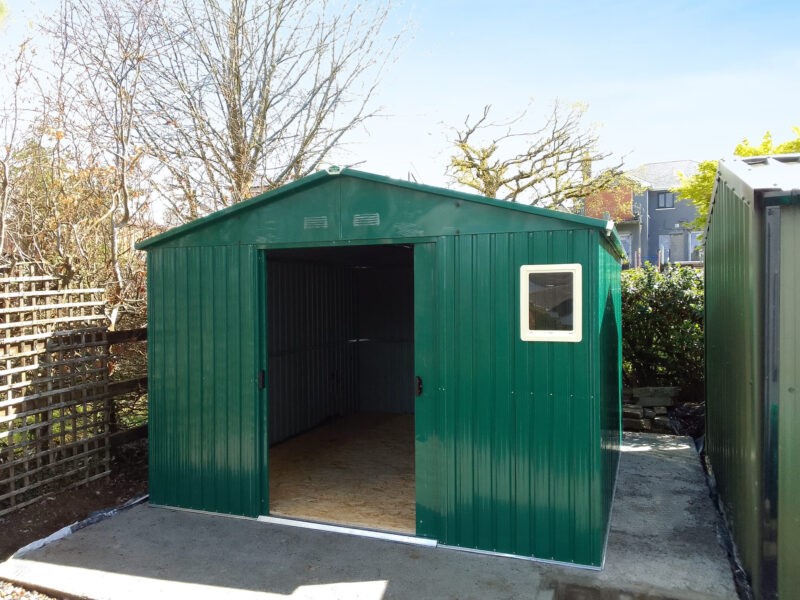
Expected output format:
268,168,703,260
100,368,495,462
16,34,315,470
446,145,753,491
583,177,644,265
628,160,702,264
585,160,702,266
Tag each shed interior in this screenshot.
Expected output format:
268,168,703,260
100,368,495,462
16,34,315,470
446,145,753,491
265,244,415,532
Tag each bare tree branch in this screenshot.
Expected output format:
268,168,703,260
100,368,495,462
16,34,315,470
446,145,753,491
137,0,401,221
449,101,624,211
0,41,34,259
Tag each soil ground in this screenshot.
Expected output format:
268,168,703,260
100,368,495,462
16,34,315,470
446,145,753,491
0,440,148,599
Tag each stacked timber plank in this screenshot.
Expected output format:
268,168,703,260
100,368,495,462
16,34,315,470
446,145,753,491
622,387,680,433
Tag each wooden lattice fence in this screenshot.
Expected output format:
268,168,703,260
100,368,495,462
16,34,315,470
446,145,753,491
0,264,112,516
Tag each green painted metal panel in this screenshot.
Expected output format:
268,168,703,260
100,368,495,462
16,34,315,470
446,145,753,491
137,172,625,257
143,173,622,567
148,245,261,517
705,176,764,592
704,158,800,597
597,241,622,554
414,242,442,540
412,230,616,566
778,207,800,599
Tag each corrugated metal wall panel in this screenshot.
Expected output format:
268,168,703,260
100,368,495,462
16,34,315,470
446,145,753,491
778,207,800,599
413,242,442,540
705,177,763,590
144,174,622,567
148,245,261,517
597,241,622,553
356,342,413,411
266,259,358,444
265,253,414,445
355,265,414,413
416,230,609,566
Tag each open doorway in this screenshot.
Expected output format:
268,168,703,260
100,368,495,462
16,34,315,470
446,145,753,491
264,244,415,533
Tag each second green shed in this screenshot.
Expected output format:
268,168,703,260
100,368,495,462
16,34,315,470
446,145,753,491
137,168,624,568
705,154,800,599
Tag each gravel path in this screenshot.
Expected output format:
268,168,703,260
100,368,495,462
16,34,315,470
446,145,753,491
0,580,61,599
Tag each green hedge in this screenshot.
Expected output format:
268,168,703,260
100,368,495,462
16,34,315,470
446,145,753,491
621,264,704,401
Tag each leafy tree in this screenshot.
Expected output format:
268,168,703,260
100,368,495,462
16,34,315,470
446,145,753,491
734,128,800,156
6,129,156,313
673,160,718,232
621,264,704,400
675,128,800,231
448,102,624,211
1,13,155,319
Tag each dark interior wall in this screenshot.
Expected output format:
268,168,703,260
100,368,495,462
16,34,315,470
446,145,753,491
267,258,359,444
266,245,414,445
355,265,414,413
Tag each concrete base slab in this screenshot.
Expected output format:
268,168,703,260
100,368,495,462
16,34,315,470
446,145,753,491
0,433,738,599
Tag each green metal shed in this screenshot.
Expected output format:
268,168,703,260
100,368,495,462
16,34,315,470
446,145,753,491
704,154,800,599
137,168,624,568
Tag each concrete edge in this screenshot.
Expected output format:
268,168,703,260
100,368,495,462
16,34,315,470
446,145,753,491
598,444,624,570
701,455,753,600
11,495,150,559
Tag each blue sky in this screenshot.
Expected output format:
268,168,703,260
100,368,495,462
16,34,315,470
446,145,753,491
3,0,799,187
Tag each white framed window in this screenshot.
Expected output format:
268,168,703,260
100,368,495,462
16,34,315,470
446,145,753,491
520,263,582,342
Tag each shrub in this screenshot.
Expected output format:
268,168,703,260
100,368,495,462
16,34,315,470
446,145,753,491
621,263,704,400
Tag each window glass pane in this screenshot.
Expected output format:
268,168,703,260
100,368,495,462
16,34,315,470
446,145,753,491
658,234,671,261
689,231,702,260
528,272,573,331
619,233,632,258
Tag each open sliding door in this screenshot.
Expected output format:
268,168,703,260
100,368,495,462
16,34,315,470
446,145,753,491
414,242,442,540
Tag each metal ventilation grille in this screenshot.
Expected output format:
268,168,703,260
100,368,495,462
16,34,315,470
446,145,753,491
303,216,329,229
353,213,380,227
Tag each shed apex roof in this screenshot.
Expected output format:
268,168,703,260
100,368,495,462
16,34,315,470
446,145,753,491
625,160,699,190
137,168,624,255
720,154,800,194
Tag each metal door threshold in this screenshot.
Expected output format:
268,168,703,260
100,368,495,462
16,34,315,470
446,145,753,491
257,515,437,547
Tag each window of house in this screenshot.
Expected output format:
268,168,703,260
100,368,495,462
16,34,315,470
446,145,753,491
618,233,632,261
520,264,582,342
658,234,671,262
657,192,674,209
689,231,703,260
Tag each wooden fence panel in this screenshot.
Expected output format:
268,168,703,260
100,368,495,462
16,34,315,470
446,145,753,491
0,264,113,516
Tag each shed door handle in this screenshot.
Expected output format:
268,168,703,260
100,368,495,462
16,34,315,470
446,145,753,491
258,369,266,390
416,375,423,397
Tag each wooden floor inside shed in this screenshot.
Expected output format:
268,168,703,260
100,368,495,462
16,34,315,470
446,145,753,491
268,412,415,534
